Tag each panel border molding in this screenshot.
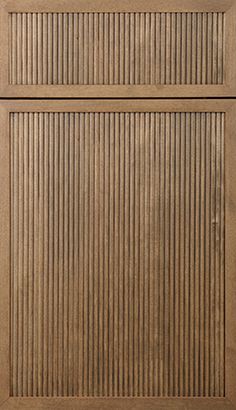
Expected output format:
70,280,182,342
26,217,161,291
0,0,236,97
0,99,236,410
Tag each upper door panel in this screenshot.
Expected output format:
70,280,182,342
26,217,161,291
0,0,236,97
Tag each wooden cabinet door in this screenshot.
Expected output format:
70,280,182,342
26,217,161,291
0,99,236,410
0,0,236,97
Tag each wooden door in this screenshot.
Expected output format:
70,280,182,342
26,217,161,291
0,100,236,410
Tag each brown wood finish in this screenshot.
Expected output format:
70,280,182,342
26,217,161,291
0,0,236,97
0,100,235,409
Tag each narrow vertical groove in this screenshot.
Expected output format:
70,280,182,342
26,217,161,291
37,14,43,85
16,13,22,85
199,113,206,396
109,14,114,85
68,14,73,85
88,114,95,395
169,113,175,396
175,13,181,85
47,13,53,85
164,113,170,396
93,13,98,85
191,13,197,85
186,13,191,84
143,113,150,396
104,13,109,85
17,113,24,397
73,113,79,396
181,13,186,84
124,113,130,396
11,14,17,84
78,113,84,397
129,113,135,396
194,113,200,397
53,14,58,85
179,113,185,396
165,13,171,85
27,14,32,84
133,113,139,396
22,13,27,85
68,114,75,395
204,113,211,396
174,113,180,396
118,113,125,396
42,113,49,396
130,14,135,85
42,13,48,85
139,113,145,396
159,113,165,396
47,113,54,396
73,14,78,85
27,113,34,397
32,113,39,396
184,113,190,396
113,113,119,396
202,13,207,85
220,113,225,397
108,113,115,396
52,113,59,396
37,113,44,396
83,13,88,86
98,113,104,396
170,14,176,85
83,113,89,396
22,113,29,395
149,113,155,396
189,113,195,396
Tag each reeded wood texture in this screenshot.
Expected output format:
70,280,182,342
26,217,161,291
10,111,225,398
9,12,224,85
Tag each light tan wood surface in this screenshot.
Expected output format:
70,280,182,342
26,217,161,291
0,0,236,97
0,100,235,409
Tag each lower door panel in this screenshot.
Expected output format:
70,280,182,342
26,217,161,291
0,100,235,409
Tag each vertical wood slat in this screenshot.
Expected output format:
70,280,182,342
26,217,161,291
10,111,225,398
9,12,225,85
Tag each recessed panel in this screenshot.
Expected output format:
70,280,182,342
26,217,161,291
10,111,225,398
0,0,235,97
9,12,224,86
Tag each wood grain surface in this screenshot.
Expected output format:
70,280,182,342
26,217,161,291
0,3,235,410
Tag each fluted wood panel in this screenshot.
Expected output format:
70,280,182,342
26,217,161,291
10,111,225,397
9,12,224,85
